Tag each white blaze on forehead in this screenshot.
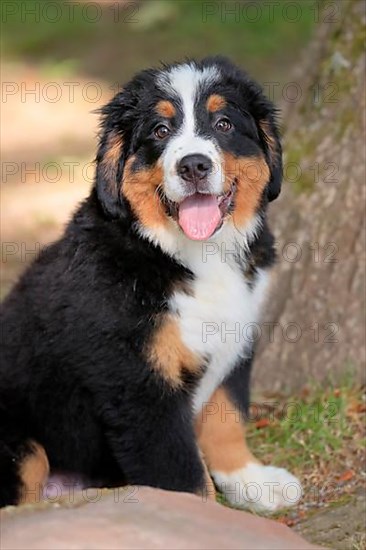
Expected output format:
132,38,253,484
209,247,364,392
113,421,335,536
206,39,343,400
159,63,220,134
158,63,224,202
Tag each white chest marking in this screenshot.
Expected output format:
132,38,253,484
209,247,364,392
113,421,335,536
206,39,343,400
169,244,269,415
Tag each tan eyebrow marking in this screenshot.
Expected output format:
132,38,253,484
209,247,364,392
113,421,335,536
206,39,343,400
156,100,176,118
206,94,227,113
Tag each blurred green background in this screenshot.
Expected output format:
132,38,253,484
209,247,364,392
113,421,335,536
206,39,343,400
1,0,316,296
1,0,315,86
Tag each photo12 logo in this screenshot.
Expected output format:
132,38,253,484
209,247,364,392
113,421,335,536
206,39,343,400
201,320,339,345
20,482,139,505
1,160,95,185
202,2,342,24
1,2,140,24
201,240,339,265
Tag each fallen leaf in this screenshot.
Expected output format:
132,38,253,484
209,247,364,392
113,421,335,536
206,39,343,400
300,386,310,399
338,470,354,482
276,516,287,524
255,418,270,429
277,517,296,527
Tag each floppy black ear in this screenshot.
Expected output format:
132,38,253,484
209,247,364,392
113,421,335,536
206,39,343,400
259,118,283,202
94,92,132,219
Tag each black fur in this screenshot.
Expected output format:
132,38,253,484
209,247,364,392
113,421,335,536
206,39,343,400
0,57,281,506
0,193,206,501
223,355,254,419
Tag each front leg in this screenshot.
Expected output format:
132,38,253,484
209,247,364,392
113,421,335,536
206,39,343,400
99,385,210,498
196,358,302,512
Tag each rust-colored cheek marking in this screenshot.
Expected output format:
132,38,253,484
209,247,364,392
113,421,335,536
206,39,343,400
195,387,260,473
156,100,176,118
147,314,201,387
206,94,227,113
259,119,278,165
19,441,49,504
100,131,123,196
222,153,270,227
122,158,168,229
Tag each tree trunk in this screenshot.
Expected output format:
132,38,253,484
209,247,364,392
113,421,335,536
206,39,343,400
253,0,365,392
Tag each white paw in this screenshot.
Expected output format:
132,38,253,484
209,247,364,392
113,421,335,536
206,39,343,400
212,462,302,513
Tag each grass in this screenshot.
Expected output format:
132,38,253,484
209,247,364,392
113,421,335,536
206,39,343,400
240,379,366,524
1,0,315,86
215,375,365,527
352,533,366,550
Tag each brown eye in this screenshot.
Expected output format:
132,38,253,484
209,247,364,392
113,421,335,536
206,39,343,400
215,118,232,133
154,124,170,139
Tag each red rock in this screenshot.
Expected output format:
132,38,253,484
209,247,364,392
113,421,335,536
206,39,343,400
1,487,324,550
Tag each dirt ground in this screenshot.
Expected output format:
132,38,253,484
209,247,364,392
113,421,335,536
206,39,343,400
295,490,366,549
1,62,111,297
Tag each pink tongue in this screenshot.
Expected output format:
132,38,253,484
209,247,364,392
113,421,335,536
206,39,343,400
178,194,221,240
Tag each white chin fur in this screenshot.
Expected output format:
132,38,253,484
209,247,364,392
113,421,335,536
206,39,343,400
211,463,303,513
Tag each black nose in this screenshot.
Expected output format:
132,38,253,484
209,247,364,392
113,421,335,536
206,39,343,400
177,154,212,182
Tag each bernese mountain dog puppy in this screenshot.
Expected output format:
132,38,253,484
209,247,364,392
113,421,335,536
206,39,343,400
0,57,302,511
